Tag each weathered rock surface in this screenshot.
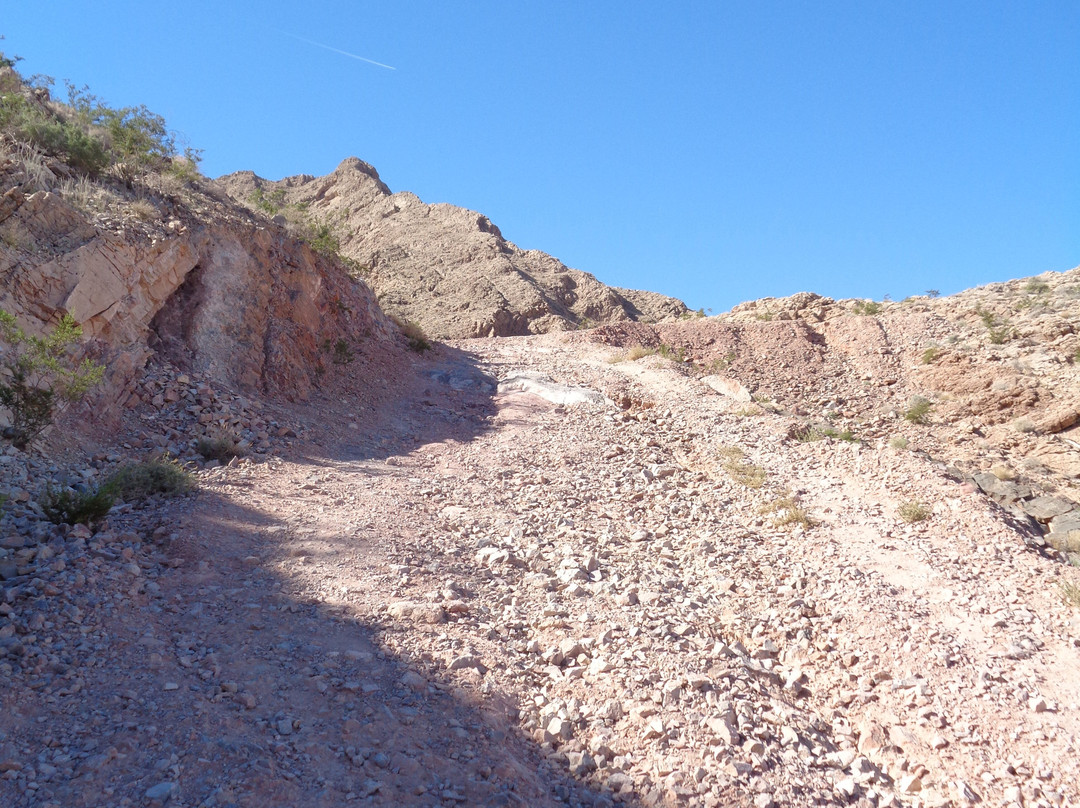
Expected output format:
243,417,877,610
217,158,688,339
0,155,402,435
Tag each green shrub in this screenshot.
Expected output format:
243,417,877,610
39,484,113,526
925,289,940,298
0,311,105,449
904,396,932,425
852,300,882,316
889,436,909,450
921,346,941,364
102,457,194,501
331,338,354,364
0,94,109,175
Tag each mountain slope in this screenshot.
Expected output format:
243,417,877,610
218,158,688,339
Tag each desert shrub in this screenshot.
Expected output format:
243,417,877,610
1023,279,1050,296
921,346,941,364
794,424,857,443
851,300,882,316
306,219,341,257
102,457,194,502
904,396,932,425
0,311,104,449
898,501,931,523
389,316,430,353
195,432,244,463
658,344,686,362
39,484,113,526
1012,417,1036,434
128,198,158,221
925,289,940,298
889,436,909,450
248,187,287,216
0,93,109,175
990,465,1015,481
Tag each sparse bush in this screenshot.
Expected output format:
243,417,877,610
195,432,244,463
102,457,194,502
1012,417,1036,434
925,290,940,298
248,187,287,216
332,338,354,365
889,436,909,450
904,396,932,425
898,501,931,523
851,300,882,316
0,311,105,449
921,346,941,364
39,484,113,526
1023,279,1050,296
388,316,430,353
990,465,1015,481
657,344,686,362
128,198,158,221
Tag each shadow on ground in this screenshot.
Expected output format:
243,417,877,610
0,344,648,807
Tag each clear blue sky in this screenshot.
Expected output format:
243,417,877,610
4,2,1078,311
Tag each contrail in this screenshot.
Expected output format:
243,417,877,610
281,31,396,70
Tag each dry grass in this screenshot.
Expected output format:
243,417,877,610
759,493,814,529
723,458,766,489
129,198,159,221
889,436,909,450
626,346,659,361
1060,581,1080,609
898,501,931,523
990,465,1016,481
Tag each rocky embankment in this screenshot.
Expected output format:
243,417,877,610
217,159,688,339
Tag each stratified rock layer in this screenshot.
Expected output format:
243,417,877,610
218,159,688,339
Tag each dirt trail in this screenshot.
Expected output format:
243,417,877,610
3,334,1079,808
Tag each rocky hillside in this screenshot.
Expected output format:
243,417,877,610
217,159,689,339
2,59,1080,808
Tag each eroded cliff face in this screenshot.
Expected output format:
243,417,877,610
218,159,689,339
0,167,398,422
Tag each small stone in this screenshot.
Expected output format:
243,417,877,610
163,682,178,691
144,781,177,801
898,775,922,794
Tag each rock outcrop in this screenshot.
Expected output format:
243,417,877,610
0,155,400,429
218,158,688,339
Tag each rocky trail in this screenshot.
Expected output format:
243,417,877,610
3,332,1079,808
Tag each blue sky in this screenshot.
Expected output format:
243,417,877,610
4,2,1078,311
